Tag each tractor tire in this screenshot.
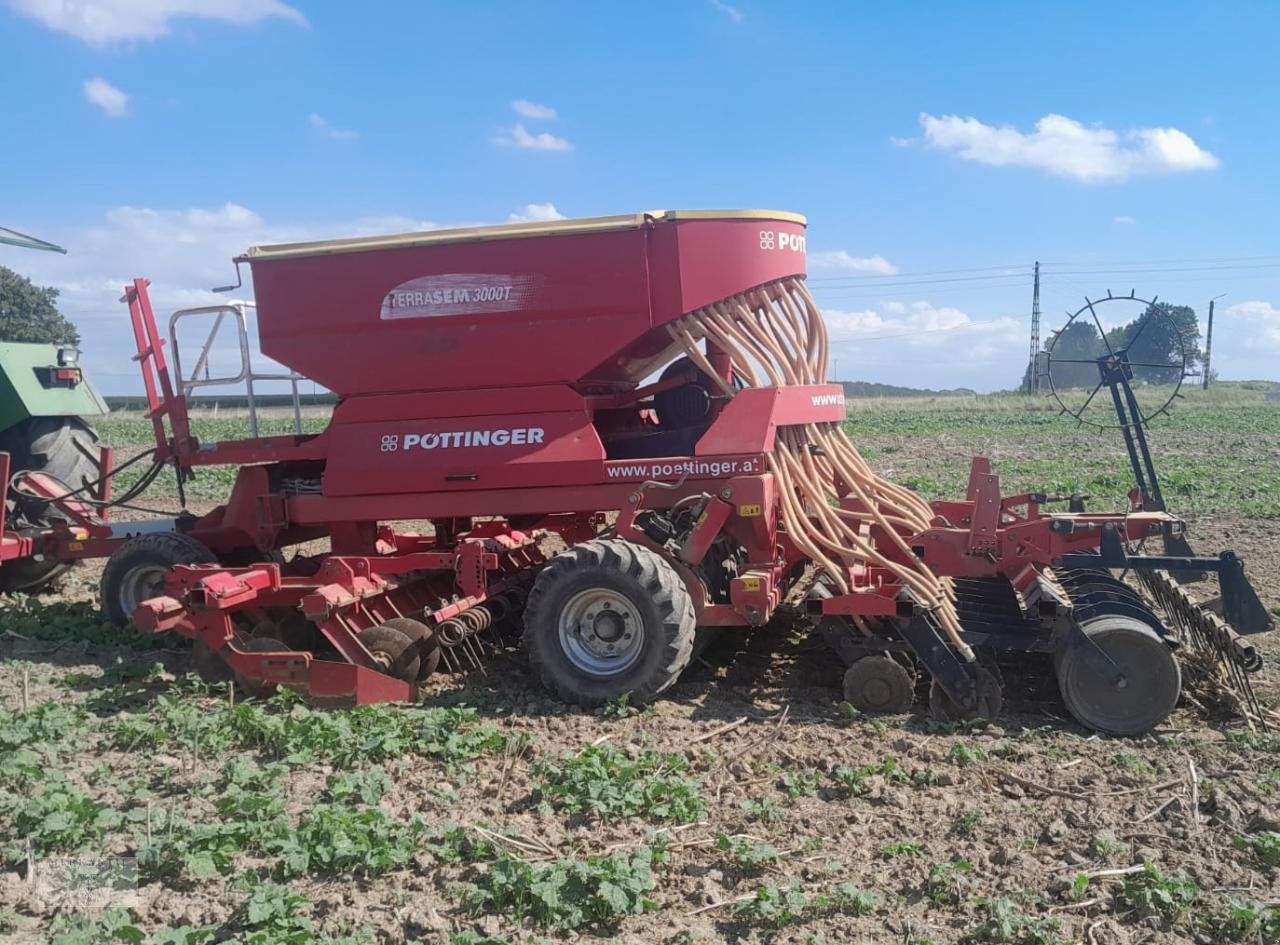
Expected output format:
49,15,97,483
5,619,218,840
100,533,217,626
0,416,103,593
522,539,696,708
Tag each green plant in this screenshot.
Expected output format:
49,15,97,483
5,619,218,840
1233,831,1280,869
533,744,704,823
1200,899,1280,943
2,778,123,861
951,811,982,837
831,756,906,796
741,796,782,824
715,833,781,875
780,769,820,799
948,743,988,767
273,804,424,877
461,846,667,930
48,907,147,945
1089,832,1127,860
966,897,1066,945
736,880,879,928
425,825,503,864
324,767,392,805
878,841,923,859
0,700,86,751
1110,751,1154,777
923,859,973,905
1118,863,1200,920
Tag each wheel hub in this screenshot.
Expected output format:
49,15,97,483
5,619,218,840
559,588,644,677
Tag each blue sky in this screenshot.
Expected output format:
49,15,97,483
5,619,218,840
2,0,1278,393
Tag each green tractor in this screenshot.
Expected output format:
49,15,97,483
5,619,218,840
0,227,108,592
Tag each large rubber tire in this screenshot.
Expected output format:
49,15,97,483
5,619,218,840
0,416,103,593
1055,616,1181,736
522,539,696,708
100,533,217,626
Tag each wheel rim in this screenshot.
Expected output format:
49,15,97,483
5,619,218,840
118,564,168,617
558,587,645,677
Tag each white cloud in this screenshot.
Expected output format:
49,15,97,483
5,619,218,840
511,99,556,121
494,123,572,152
822,301,1024,372
8,0,306,44
307,113,359,141
809,250,898,275
914,112,1219,183
1113,215,1137,225
83,77,128,116
1223,301,1280,354
507,203,565,223
708,0,743,23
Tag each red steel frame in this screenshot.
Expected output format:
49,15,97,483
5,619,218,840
0,212,1188,705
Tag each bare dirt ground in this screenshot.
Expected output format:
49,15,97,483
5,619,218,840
1,396,1278,945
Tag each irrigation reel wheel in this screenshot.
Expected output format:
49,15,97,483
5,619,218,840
1039,291,1192,430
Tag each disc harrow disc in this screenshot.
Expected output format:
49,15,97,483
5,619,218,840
1056,615,1181,736
842,655,915,714
929,665,1002,723
359,623,422,683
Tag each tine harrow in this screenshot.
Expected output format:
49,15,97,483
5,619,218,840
1138,568,1270,732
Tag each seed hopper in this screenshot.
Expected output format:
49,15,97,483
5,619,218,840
2,209,1271,732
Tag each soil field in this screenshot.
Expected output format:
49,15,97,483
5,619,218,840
2,389,1278,945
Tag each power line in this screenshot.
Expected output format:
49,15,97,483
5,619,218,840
807,262,1031,283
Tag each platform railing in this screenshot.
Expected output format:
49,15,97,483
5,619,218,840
168,302,304,439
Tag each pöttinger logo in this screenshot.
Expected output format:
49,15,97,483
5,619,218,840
759,230,776,250
380,434,400,452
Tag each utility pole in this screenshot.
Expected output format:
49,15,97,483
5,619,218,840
1026,261,1041,393
1202,293,1225,390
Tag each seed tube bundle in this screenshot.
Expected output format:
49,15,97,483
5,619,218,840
666,276,971,658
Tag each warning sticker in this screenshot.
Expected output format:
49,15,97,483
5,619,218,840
380,273,538,320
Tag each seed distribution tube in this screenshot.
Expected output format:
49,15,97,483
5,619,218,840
667,276,972,659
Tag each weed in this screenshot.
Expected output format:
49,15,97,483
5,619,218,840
831,756,906,796
424,825,502,865
741,796,783,824
1234,831,1280,868
0,701,86,751
923,859,973,905
1117,862,1200,920
461,845,667,930
1110,751,1154,777
110,697,505,770
1089,832,1127,860
951,812,982,837
324,767,392,805
966,897,1066,945
1199,899,1280,943
736,880,879,928
948,743,988,767
599,694,631,718
780,769,820,799
878,841,923,859
715,833,781,875
273,804,424,877
2,778,123,861
533,744,704,823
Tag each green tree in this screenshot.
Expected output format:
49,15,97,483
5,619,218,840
1105,302,1201,385
0,266,80,345
1044,318,1106,390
